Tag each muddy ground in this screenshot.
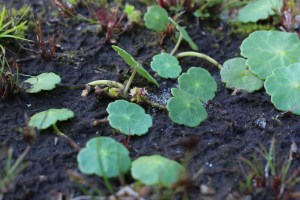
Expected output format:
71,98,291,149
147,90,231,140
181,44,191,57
1,1,300,200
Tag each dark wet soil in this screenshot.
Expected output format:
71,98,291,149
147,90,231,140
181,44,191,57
2,1,300,200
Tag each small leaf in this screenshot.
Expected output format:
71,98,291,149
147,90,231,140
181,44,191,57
112,45,159,87
151,53,182,78
29,108,74,130
107,100,152,136
144,6,169,32
221,57,264,92
178,67,217,102
131,155,184,187
168,18,198,51
238,0,282,23
265,63,300,115
24,72,61,93
167,88,207,127
240,30,300,79
77,137,131,178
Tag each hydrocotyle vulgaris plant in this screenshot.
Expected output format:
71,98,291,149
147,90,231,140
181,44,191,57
77,137,131,193
131,155,185,187
29,108,80,151
167,67,217,127
23,72,61,93
107,100,153,136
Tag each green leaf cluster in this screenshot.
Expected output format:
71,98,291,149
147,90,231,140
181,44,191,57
167,67,217,127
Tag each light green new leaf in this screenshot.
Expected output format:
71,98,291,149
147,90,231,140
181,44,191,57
107,100,152,136
112,45,159,87
167,88,207,127
178,67,217,102
24,72,61,93
144,6,169,32
265,63,300,115
168,17,198,51
221,57,264,92
241,30,300,79
77,137,131,178
238,0,282,23
151,53,182,78
131,155,184,187
29,108,74,130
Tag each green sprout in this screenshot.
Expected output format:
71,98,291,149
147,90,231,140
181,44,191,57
29,108,80,151
77,137,131,193
24,72,61,93
107,100,153,136
131,155,184,187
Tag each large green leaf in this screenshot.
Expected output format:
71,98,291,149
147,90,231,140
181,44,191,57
265,63,300,115
221,57,264,92
131,155,184,187
241,30,300,79
29,108,74,130
77,137,131,178
178,67,217,102
107,100,153,136
151,53,182,78
144,6,169,32
238,0,282,23
24,72,61,93
169,18,198,51
167,88,207,127
112,45,159,87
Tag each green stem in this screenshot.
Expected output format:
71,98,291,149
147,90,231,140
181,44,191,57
8,145,30,176
123,67,137,96
176,51,222,70
52,124,81,151
170,34,183,56
87,80,125,90
143,99,167,110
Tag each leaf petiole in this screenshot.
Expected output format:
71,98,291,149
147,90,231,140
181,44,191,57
176,51,222,69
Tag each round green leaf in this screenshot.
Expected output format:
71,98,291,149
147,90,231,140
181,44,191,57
77,137,131,178
107,100,152,136
168,18,198,51
24,72,61,93
238,0,282,23
241,30,300,79
144,6,169,32
131,155,184,187
265,63,300,115
29,108,74,130
221,57,264,92
151,53,182,78
178,67,217,102
167,88,207,127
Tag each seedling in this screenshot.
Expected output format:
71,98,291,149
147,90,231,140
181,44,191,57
77,137,131,192
238,0,282,23
107,100,153,136
144,5,169,32
239,138,300,199
124,4,142,24
131,155,184,187
23,72,61,93
240,30,300,79
0,146,30,197
265,63,300,115
221,57,264,92
29,108,80,151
